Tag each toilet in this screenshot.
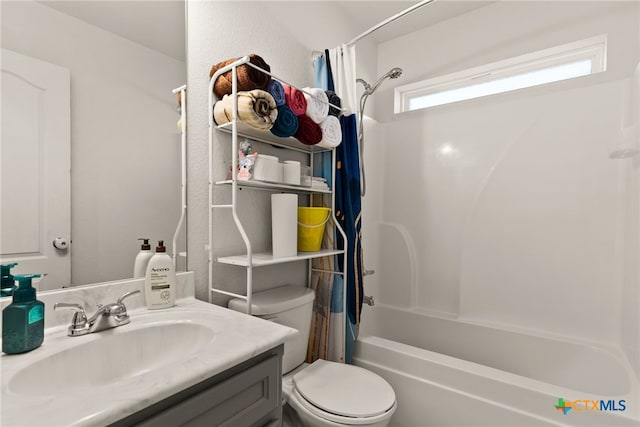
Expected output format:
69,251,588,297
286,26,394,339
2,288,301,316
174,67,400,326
228,285,397,427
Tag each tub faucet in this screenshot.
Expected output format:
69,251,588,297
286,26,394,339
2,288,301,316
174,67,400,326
54,290,140,337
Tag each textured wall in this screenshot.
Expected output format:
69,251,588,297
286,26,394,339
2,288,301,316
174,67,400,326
186,1,315,302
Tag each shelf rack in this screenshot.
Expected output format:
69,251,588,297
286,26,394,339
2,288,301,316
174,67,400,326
215,179,332,194
207,57,348,340
172,84,187,268
217,249,344,268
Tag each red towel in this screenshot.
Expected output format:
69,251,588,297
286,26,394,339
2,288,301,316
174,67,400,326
282,83,307,116
294,114,322,146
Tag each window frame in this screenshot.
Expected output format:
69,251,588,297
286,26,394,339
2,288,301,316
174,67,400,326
394,34,608,113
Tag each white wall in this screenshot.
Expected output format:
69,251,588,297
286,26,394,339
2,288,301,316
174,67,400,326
367,0,639,362
1,1,185,286
620,61,640,378
186,1,322,302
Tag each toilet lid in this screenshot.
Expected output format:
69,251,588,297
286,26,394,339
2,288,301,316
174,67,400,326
293,360,395,418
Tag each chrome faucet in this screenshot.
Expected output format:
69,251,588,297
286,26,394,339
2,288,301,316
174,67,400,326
54,290,140,337
363,295,375,306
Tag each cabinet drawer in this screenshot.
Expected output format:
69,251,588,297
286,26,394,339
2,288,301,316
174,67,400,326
136,354,281,427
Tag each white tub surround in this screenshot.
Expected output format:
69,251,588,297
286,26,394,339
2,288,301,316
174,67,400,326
1,273,298,427
354,306,639,427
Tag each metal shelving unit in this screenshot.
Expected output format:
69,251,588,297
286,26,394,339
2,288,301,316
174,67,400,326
207,57,347,349
172,84,187,268
214,179,332,194
216,249,344,268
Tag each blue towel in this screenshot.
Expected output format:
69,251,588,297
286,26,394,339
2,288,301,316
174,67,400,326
335,113,362,364
268,80,286,106
314,51,335,188
314,54,328,91
270,105,299,138
325,49,335,91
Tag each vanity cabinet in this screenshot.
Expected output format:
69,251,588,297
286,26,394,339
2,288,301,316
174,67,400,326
111,345,283,427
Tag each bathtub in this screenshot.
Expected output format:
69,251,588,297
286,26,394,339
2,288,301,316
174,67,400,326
353,305,639,427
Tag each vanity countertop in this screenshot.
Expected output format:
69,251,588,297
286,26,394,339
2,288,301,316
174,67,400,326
1,296,297,427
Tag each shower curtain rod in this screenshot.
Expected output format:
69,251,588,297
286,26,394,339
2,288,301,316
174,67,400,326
345,0,436,46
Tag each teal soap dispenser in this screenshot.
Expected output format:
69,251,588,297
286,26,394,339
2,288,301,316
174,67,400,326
1,263,18,297
2,274,44,355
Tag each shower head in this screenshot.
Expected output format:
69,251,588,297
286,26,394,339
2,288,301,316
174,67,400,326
356,66,403,198
356,78,372,92
357,67,403,95
386,67,403,79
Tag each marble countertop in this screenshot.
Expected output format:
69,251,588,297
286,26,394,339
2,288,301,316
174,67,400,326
1,290,297,426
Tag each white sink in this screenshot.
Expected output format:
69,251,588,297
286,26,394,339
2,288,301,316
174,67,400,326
8,321,216,395
1,298,297,427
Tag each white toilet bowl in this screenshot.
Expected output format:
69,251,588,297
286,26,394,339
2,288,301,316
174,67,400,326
283,360,396,427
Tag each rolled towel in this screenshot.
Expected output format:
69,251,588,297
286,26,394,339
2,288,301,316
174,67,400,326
282,83,307,115
317,115,342,149
325,90,342,117
302,87,329,124
270,105,299,138
294,114,322,146
268,80,286,106
213,89,278,131
209,54,271,98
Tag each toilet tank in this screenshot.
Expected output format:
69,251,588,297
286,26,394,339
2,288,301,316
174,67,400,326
228,285,315,373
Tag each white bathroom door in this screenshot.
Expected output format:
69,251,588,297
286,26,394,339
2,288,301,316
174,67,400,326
0,49,71,290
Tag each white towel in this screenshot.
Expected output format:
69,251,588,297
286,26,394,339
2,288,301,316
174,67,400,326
317,115,342,149
302,87,329,124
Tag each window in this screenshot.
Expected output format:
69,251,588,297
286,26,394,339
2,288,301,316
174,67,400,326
394,34,607,113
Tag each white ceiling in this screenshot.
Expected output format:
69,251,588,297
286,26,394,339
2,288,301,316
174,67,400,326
37,1,492,63
263,1,494,51
334,1,493,45
39,0,186,61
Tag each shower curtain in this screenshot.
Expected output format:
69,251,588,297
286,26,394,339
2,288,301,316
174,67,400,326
330,45,362,364
306,45,362,364
307,51,344,363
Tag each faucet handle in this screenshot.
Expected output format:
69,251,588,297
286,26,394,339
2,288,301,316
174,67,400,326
54,302,90,336
54,302,86,320
110,290,140,324
117,290,141,307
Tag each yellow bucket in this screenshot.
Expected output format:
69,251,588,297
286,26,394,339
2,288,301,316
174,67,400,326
297,207,331,252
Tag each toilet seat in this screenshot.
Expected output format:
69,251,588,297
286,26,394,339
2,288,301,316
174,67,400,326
290,360,396,425
289,386,398,425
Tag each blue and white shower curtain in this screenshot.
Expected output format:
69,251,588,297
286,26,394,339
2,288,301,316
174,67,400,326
307,45,362,364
